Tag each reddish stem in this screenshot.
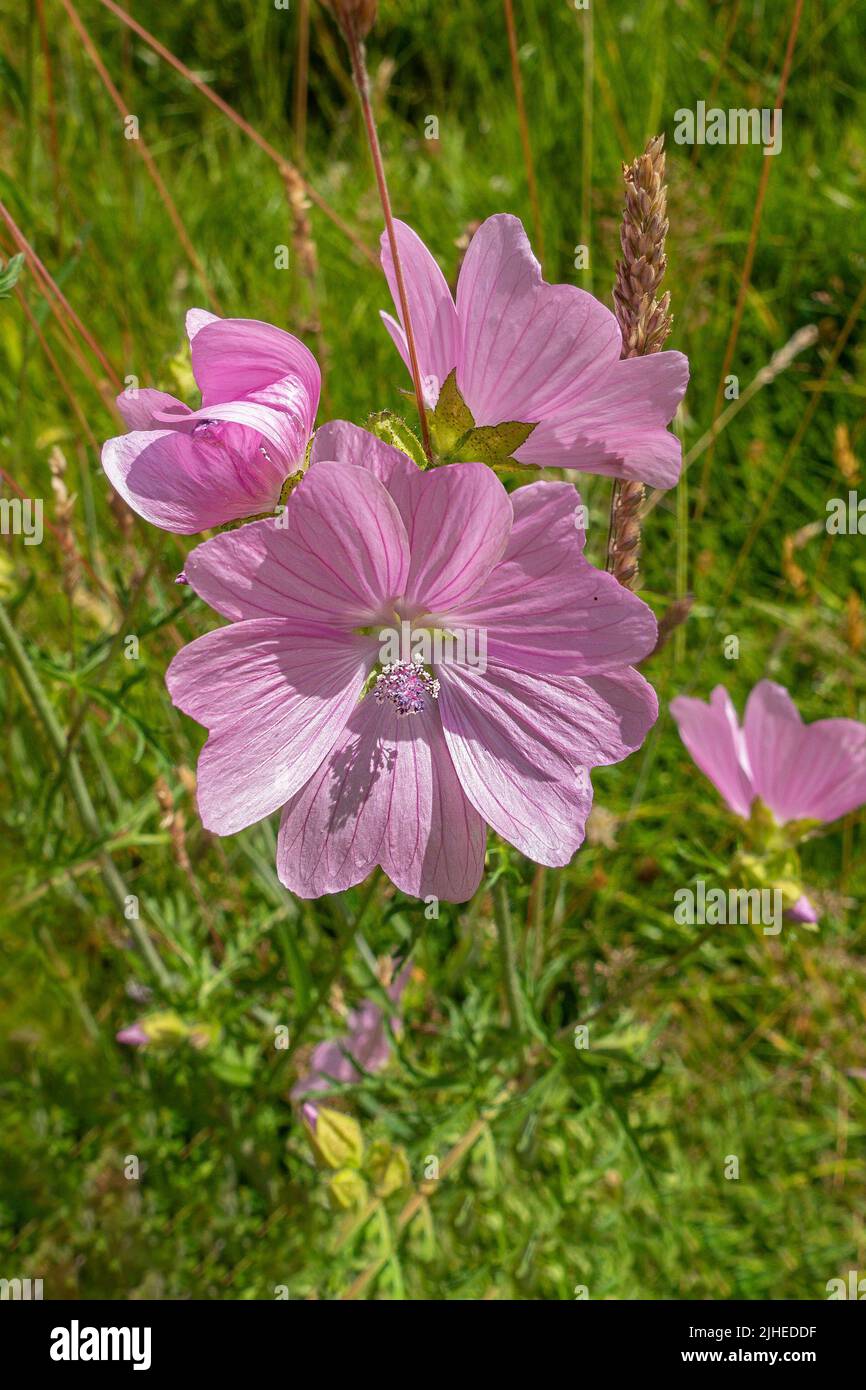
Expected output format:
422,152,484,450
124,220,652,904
343,23,434,462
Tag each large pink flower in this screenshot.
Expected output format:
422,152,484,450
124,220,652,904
670,681,866,827
102,309,320,533
167,423,658,901
380,215,689,487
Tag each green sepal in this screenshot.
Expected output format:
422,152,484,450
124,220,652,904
311,1107,364,1170
367,1140,411,1198
328,1167,368,1211
428,370,536,467
366,410,427,468
428,369,474,456
450,420,537,465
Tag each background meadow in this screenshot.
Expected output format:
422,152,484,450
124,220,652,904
1,0,865,1300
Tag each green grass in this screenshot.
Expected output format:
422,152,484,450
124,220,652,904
1,0,865,1300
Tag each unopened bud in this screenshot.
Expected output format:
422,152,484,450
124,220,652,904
322,0,377,40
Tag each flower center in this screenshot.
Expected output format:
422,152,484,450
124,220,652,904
374,657,440,716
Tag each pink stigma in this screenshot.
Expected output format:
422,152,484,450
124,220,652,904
374,659,440,716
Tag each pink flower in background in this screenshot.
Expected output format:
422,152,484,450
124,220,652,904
166,423,658,900
292,962,412,1125
102,309,320,533
670,681,866,825
671,681,866,922
116,1022,150,1047
380,214,689,487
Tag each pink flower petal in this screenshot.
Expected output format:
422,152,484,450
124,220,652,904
116,388,191,432
670,686,755,818
166,618,372,836
101,425,285,534
441,480,657,674
183,461,411,624
185,307,220,341
786,894,819,924
149,376,314,474
514,350,689,487
277,698,486,901
744,680,866,823
439,660,655,864
311,419,420,492
455,214,622,426
399,462,512,612
379,221,460,407
189,315,320,435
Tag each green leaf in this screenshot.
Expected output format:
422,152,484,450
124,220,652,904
0,253,25,301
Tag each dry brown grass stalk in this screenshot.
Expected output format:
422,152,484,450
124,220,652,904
607,135,673,591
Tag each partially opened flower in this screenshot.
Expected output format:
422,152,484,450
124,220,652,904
671,681,866,921
380,215,689,486
102,309,320,533
670,681,866,826
166,423,658,900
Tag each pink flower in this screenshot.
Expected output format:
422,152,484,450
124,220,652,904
380,215,689,487
670,681,866,826
116,1023,150,1047
102,309,320,533
292,962,412,1120
166,423,658,900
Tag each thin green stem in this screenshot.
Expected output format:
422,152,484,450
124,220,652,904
282,868,383,1067
494,878,526,1038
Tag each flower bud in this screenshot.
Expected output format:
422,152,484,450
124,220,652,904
322,0,377,40
311,1107,365,1170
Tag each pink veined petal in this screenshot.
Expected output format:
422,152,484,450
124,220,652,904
186,307,220,341
150,375,314,474
380,220,460,408
115,388,191,432
183,461,410,624
310,428,509,611
744,680,866,823
166,618,372,836
438,660,656,865
439,480,657,674
277,697,486,901
515,350,689,487
394,462,512,612
189,315,321,433
455,214,622,426
311,419,421,494
670,686,755,818
101,425,285,534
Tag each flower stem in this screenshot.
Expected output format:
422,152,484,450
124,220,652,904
494,878,526,1038
342,22,434,462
